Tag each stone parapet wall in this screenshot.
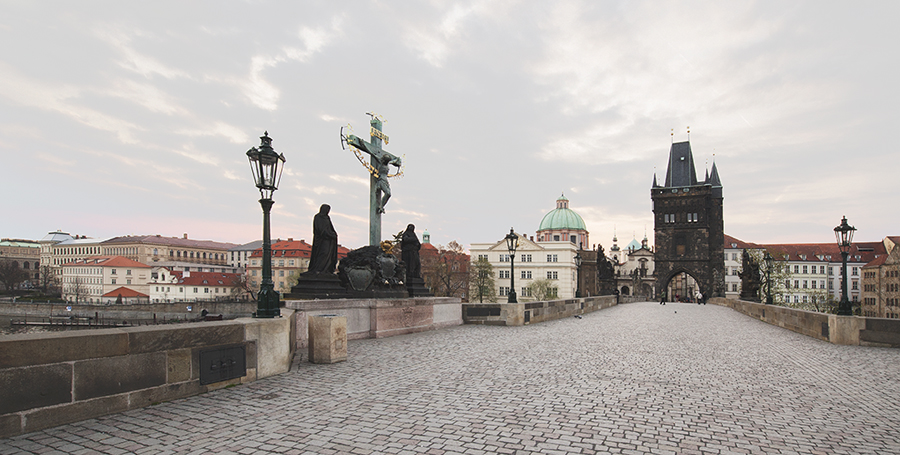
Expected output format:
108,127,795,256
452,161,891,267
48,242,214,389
709,297,900,347
0,311,294,438
463,295,617,326
285,297,462,351
0,302,257,321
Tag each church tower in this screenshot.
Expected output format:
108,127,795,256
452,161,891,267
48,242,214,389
651,141,725,298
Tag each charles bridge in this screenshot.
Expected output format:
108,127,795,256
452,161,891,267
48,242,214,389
2,299,899,454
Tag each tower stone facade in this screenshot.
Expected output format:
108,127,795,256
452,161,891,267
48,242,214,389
651,141,725,298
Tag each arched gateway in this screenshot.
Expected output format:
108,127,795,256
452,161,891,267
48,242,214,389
651,140,726,299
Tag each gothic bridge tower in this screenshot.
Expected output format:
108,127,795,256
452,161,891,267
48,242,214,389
651,141,725,299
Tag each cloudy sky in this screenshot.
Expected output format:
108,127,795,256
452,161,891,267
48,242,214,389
1,1,897,251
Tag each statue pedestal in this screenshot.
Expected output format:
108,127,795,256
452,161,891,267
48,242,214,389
406,277,433,297
285,273,349,300
286,297,463,350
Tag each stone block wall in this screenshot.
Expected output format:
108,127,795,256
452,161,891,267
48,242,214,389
463,295,617,326
710,297,900,347
0,311,294,438
286,297,462,351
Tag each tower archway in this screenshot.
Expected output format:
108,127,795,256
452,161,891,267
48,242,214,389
664,270,702,302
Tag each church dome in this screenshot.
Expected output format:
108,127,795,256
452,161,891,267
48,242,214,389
625,238,642,251
538,194,586,231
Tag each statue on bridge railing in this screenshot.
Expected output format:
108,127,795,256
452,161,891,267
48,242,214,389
739,250,761,302
596,245,617,295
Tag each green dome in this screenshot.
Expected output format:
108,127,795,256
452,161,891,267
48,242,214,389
538,194,586,231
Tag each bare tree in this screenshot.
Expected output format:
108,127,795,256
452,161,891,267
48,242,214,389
422,241,469,299
527,278,556,301
69,276,87,303
468,257,496,303
38,265,60,295
0,260,28,291
231,273,256,301
747,249,792,305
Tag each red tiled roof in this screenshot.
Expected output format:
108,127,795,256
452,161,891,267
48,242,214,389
724,234,886,264
864,255,889,268
102,287,149,298
62,256,150,268
170,271,241,286
724,234,761,250
249,240,349,259
761,242,884,264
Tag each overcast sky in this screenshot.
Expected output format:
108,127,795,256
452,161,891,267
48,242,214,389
1,1,897,251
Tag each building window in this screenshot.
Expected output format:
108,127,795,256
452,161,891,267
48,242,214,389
820,265,826,274
111,278,116,285
279,260,284,267
852,281,858,290
732,253,738,261
521,254,532,262
279,270,284,277
811,280,817,289
478,254,488,261
252,270,257,276
204,288,209,293
499,254,509,263
802,280,808,289
194,287,198,293
522,271,532,279
802,265,808,274
851,267,858,276
521,287,532,297
111,269,117,275
794,265,800,274
499,270,509,279
553,235,560,241
289,260,295,266
547,254,558,263
547,271,558,280
499,286,509,296
731,283,738,292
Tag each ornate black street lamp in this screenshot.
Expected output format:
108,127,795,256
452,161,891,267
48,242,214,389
834,216,856,316
505,228,519,303
574,252,582,298
247,132,286,318
763,251,774,305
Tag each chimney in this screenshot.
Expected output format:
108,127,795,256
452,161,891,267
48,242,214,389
183,233,188,239
288,238,293,242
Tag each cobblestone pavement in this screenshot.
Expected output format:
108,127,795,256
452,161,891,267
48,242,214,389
3,302,900,455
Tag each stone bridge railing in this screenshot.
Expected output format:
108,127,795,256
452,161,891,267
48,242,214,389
710,297,900,347
0,312,294,439
463,295,618,326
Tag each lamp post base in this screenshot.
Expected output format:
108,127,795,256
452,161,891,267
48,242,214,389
255,285,281,318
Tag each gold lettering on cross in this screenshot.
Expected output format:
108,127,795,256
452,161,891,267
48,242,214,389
369,127,389,144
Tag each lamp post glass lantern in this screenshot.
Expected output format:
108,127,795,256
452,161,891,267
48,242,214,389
247,131,286,318
833,216,856,316
574,252,582,298
505,228,519,303
763,251,774,305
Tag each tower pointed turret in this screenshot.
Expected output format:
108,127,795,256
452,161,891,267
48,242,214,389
664,141,699,187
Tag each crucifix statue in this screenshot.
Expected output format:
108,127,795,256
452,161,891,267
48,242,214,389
341,113,403,246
